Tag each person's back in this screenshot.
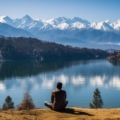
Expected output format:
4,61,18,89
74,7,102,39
44,82,68,111
51,89,66,110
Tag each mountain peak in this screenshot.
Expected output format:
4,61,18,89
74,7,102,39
73,17,81,20
55,16,67,20
3,16,12,21
1,15,120,31
72,17,90,24
44,17,69,25
104,20,111,24
0,16,6,23
90,21,114,31
22,15,33,21
0,15,13,24
54,17,68,23
3,15,10,19
20,15,33,26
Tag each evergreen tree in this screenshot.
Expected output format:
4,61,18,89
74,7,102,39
2,96,14,110
90,88,103,108
17,92,35,110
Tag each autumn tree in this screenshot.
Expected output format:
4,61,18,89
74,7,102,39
17,92,35,110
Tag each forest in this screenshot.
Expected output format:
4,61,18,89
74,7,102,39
0,36,109,60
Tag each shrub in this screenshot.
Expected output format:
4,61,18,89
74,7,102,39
17,92,35,110
90,88,103,108
2,96,14,110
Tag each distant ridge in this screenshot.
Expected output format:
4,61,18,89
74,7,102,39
0,22,34,37
0,15,120,49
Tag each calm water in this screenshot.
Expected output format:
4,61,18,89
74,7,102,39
0,59,120,108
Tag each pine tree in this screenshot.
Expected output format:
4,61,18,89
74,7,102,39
90,88,103,108
2,96,14,110
17,92,35,110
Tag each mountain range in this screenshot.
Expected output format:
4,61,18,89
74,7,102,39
0,15,120,49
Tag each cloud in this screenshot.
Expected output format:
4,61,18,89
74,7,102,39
108,76,120,89
90,76,106,86
40,74,69,89
71,76,85,85
0,82,5,90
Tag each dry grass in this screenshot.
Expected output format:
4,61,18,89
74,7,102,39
0,108,120,120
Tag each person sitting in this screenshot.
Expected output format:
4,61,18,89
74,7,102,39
44,82,68,111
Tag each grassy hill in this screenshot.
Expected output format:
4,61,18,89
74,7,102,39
0,108,120,120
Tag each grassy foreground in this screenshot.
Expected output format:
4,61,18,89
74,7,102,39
0,107,120,120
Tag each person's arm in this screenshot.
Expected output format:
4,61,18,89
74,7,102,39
51,92,54,103
64,91,67,100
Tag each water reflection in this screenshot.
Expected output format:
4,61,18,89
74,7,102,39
0,59,120,90
109,60,120,66
0,59,120,108
0,60,89,80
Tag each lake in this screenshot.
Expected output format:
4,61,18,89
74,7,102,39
0,59,120,108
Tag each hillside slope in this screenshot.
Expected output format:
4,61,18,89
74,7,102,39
0,37,109,60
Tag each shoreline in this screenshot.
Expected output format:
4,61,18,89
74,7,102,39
0,107,120,120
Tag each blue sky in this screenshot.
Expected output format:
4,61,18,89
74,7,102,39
0,0,120,22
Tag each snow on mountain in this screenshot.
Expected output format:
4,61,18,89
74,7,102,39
43,17,90,29
112,20,120,30
1,15,120,49
90,22,114,31
1,15,120,32
56,23,69,30
0,16,6,23
0,15,33,28
104,19,111,24
44,17,69,25
71,22,87,29
42,17,71,30
15,15,33,28
40,23,54,30
0,16,13,26
28,20,44,29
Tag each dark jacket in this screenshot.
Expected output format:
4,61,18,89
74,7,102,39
51,89,66,110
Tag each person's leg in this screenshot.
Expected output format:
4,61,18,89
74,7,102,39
44,101,53,109
58,101,68,111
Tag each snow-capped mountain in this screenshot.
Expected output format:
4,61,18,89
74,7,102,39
0,15,120,49
90,22,114,31
0,16,13,26
71,22,87,29
14,15,33,28
111,20,120,30
0,15,120,31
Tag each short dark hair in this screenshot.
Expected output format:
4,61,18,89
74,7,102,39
57,82,62,89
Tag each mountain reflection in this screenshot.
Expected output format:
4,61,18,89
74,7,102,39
0,59,120,91
0,60,88,80
109,60,120,66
